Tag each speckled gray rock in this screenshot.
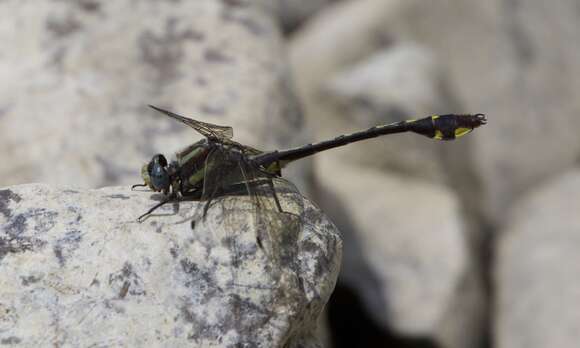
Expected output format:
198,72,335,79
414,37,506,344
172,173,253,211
314,156,477,343
495,169,580,348
0,183,341,347
0,1,304,189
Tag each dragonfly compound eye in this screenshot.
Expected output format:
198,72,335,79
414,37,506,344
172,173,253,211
153,154,168,167
148,154,170,191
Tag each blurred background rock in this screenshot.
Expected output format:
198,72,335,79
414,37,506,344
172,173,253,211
2,0,580,347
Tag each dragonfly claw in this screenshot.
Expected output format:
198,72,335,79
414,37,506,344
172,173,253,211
474,113,487,125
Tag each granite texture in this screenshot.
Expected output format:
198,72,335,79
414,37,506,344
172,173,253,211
0,183,342,347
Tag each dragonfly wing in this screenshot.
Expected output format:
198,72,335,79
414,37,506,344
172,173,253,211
236,159,303,263
197,145,303,272
149,105,234,140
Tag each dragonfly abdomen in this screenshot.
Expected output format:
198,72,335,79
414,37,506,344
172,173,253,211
253,114,486,168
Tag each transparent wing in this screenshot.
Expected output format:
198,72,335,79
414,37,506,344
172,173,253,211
197,145,304,273
149,104,234,140
235,159,304,264
182,146,304,329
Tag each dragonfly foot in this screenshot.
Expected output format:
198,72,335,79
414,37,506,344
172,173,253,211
131,184,148,191
137,212,150,223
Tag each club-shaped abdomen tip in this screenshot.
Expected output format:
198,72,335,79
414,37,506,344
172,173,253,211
447,113,485,139
475,113,487,125
456,113,487,129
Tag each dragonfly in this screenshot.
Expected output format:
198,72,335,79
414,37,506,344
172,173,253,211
133,105,486,250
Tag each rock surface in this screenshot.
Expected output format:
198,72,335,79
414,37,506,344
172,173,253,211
5,0,579,346
313,156,472,341
0,183,341,347
495,169,580,348
0,1,304,190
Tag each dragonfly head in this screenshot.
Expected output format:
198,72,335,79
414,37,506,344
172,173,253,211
142,154,171,193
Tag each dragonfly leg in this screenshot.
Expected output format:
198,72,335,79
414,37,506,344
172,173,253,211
131,183,148,190
246,161,283,212
267,179,284,213
137,193,177,222
180,188,203,199
202,185,220,218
